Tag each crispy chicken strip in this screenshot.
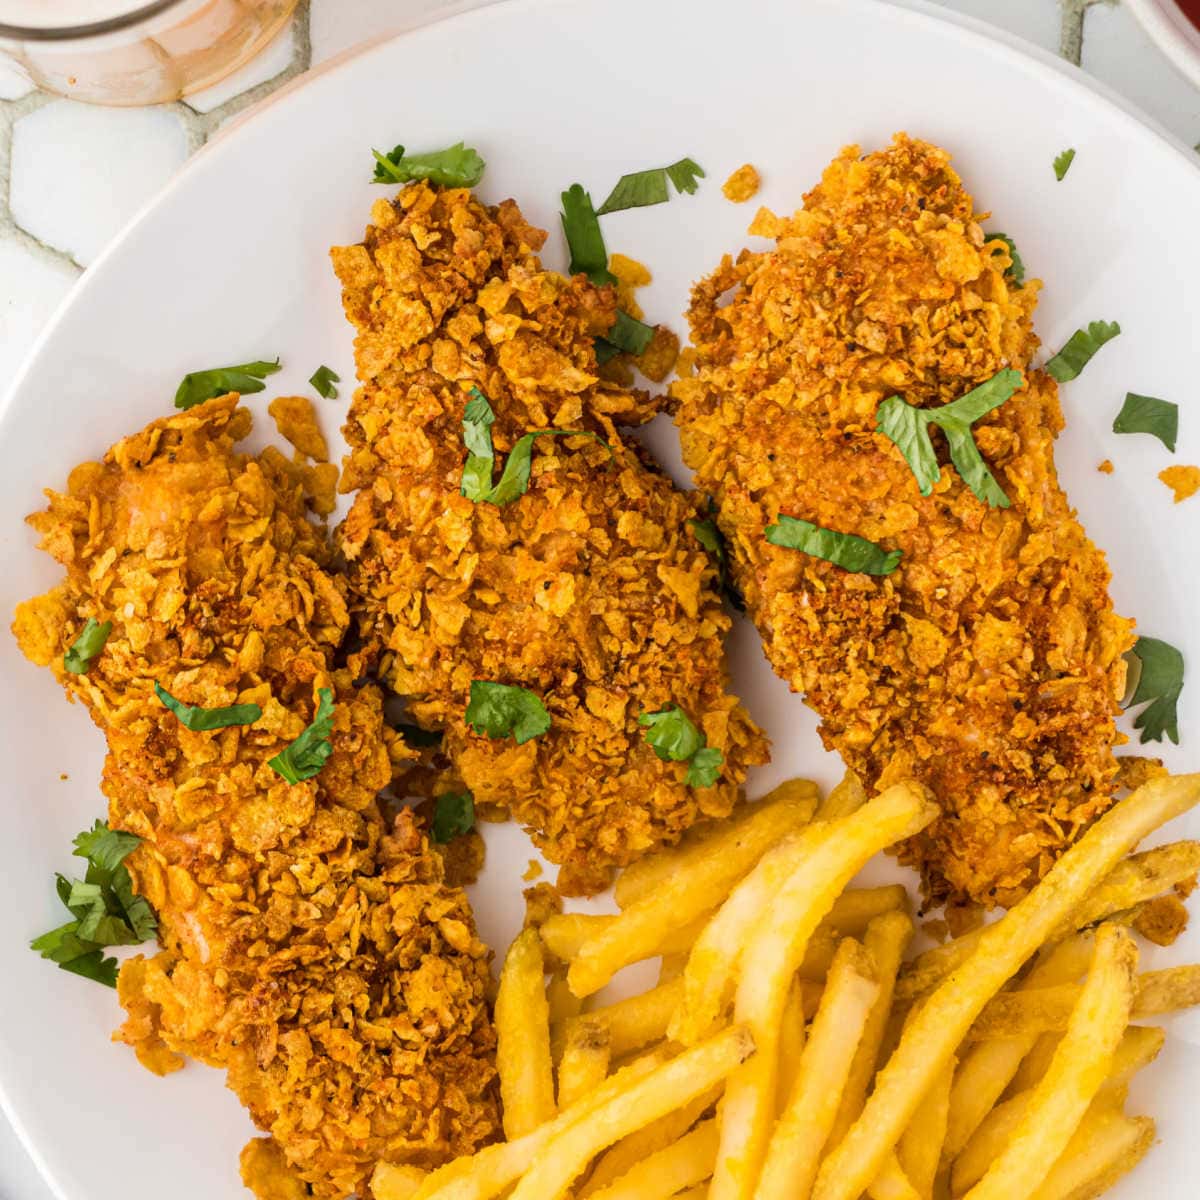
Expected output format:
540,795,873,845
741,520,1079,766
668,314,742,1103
12,396,500,1198
331,184,767,895
671,135,1134,909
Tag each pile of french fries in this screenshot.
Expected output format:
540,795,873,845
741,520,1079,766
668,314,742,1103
373,770,1200,1200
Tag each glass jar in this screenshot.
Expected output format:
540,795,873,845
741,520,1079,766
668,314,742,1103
0,0,299,106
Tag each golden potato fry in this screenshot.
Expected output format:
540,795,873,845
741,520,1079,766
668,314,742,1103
547,967,583,1026
776,977,808,1106
812,772,1200,1200
558,1018,611,1108
1026,1109,1155,1200
559,975,685,1061
496,928,555,1139
829,910,915,1147
614,785,818,910
866,1152,921,1200
1009,1029,1060,1095
586,1117,718,1200
508,1025,755,1200
756,940,879,1200
961,924,1138,1200
712,782,937,1200
541,911,710,965
371,1163,427,1200
798,888,911,983
898,1058,953,1200
818,771,868,821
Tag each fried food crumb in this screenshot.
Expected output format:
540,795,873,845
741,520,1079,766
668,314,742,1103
944,903,984,938
1115,755,1167,792
268,394,330,462
722,163,761,203
523,883,562,929
747,205,783,238
523,859,543,881
636,324,681,383
1132,893,1190,946
610,252,652,321
241,1138,307,1200
922,918,950,944
1098,459,1114,474
439,830,487,888
1159,464,1200,503
675,347,697,379
59,772,67,780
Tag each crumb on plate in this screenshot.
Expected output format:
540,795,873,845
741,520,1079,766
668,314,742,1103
1159,464,1200,503
523,882,562,929
1098,459,1113,474
268,394,329,462
609,252,651,320
523,859,543,881
722,163,761,203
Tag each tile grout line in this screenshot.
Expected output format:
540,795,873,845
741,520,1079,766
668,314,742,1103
1059,0,1115,67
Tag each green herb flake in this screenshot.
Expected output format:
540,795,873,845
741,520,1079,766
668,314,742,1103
30,819,157,988
1126,636,1184,745
1045,321,1120,383
638,705,723,788
876,368,1022,508
689,515,745,612
155,682,262,732
174,358,281,410
465,681,551,744
686,746,725,789
765,515,901,576
371,141,486,188
309,364,340,399
269,688,336,784
1113,393,1178,452
64,617,111,675
431,793,475,843
1053,148,1076,181
561,184,616,286
596,157,706,215
599,309,655,358
986,232,1025,287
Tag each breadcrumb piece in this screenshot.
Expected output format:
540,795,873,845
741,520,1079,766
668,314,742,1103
1132,893,1190,946
722,163,761,203
1159,464,1200,503
610,252,651,320
1098,459,1114,474
268,395,329,462
635,325,681,383
523,883,562,928
241,1138,307,1200
922,918,950,944
523,859,543,881
675,347,697,379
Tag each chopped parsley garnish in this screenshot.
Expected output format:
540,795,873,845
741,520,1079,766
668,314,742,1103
765,515,902,576
689,515,745,611
459,387,608,506
31,820,157,988
1126,636,1184,745
155,682,262,731
1045,321,1120,383
561,184,616,286
64,617,111,675
1053,148,1076,181
638,705,724,788
371,142,486,188
269,688,335,783
599,309,656,359
431,792,475,843
309,364,340,399
1113,393,1178,452
174,358,281,410
465,681,551,744
987,233,1025,286
876,368,1022,508
596,157,705,215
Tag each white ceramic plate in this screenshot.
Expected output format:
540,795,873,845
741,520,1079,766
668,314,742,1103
3,1,1200,1197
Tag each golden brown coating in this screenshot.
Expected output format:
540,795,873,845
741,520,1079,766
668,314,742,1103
13,396,499,1197
331,183,767,895
671,135,1134,909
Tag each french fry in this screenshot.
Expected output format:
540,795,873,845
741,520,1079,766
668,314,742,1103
586,1117,719,1200
897,840,1200,1003
1026,1109,1155,1200
581,1085,721,1196
559,975,685,1060
558,1018,611,1108
508,1025,756,1200
541,911,711,965
866,1152,921,1200
812,772,1200,1200
898,1057,953,1200
659,951,690,983
798,887,911,983
712,782,938,1200
755,939,880,1200
613,784,818,910
495,928,555,1139
1008,1030,1060,1096
961,924,1138,1200
413,1052,668,1200
372,1163,427,1200
818,770,867,822
776,977,808,1107
547,967,583,1026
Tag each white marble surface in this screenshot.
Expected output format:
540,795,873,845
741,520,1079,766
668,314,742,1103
1,0,1197,1196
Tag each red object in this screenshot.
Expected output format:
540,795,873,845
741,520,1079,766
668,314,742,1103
1176,0,1200,31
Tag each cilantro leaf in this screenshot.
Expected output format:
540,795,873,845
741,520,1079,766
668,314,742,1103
488,429,609,505
431,793,475,843
1045,321,1120,383
155,682,262,731
596,157,706,215
598,309,655,358
1053,148,1076,181
269,688,336,784
309,364,340,399
561,184,616,286
766,516,902,576
371,141,486,188
689,515,745,612
686,746,725,789
1127,636,1184,745
986,232,1025,286
174,358,280,410
1113,393,1178,452
31,820,156,988
876,369,1022,508
64,617,111,675
465,681,551,744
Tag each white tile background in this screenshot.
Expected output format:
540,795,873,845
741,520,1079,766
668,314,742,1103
1,0,1197,1195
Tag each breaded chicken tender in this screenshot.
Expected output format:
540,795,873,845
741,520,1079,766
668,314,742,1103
13,396,499,1198
331,184,767,895
672,135,1134,909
